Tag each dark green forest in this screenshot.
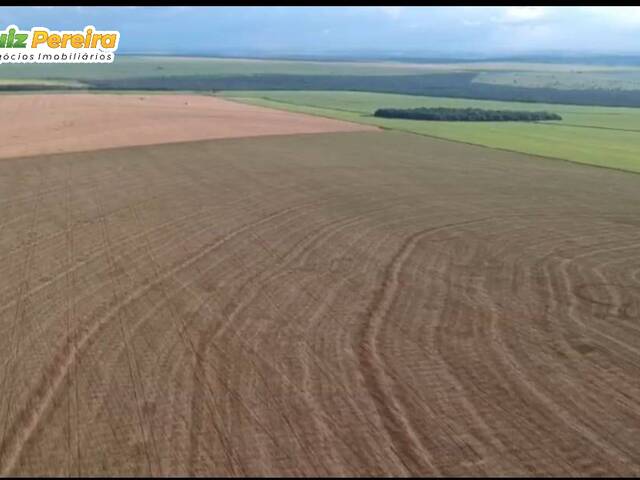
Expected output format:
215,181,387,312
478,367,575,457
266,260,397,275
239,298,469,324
82,73,640,108
3,70,640,108
374,107,562,121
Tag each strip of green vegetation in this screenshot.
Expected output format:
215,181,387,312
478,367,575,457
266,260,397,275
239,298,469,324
0,79,87,89
374,107,561,121
0,78,83,86
219,90,640,173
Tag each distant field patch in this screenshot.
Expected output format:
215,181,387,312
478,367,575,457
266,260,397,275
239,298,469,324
474,71,640,91
4,56,640,107
219,90,640,173
1,56,633,82
0,79,87,90
0,56,478,81
0,93,374,159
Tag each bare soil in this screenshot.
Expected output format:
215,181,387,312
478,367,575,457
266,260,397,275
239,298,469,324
0,93,375,159
0,128,639,476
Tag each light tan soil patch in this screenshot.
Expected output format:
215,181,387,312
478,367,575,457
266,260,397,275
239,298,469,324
0,93,376,159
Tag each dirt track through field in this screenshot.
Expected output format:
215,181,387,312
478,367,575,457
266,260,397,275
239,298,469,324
0,94,375,160
0,129,639,476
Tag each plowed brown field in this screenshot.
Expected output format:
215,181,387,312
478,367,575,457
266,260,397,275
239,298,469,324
0,128,639,476
0,94,375,159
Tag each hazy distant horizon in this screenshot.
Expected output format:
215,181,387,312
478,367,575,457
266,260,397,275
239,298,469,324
112,51,640,69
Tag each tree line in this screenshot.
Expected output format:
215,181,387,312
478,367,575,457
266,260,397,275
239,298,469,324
374,107,562,122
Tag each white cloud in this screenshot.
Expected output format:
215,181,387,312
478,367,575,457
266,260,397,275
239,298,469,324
495,7,547,24
376,7,406,20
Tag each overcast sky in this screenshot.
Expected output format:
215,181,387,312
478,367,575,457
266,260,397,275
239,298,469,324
3,7,640,56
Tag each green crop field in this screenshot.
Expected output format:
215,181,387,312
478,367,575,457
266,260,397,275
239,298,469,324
0,56,485,80
219,90,640,173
